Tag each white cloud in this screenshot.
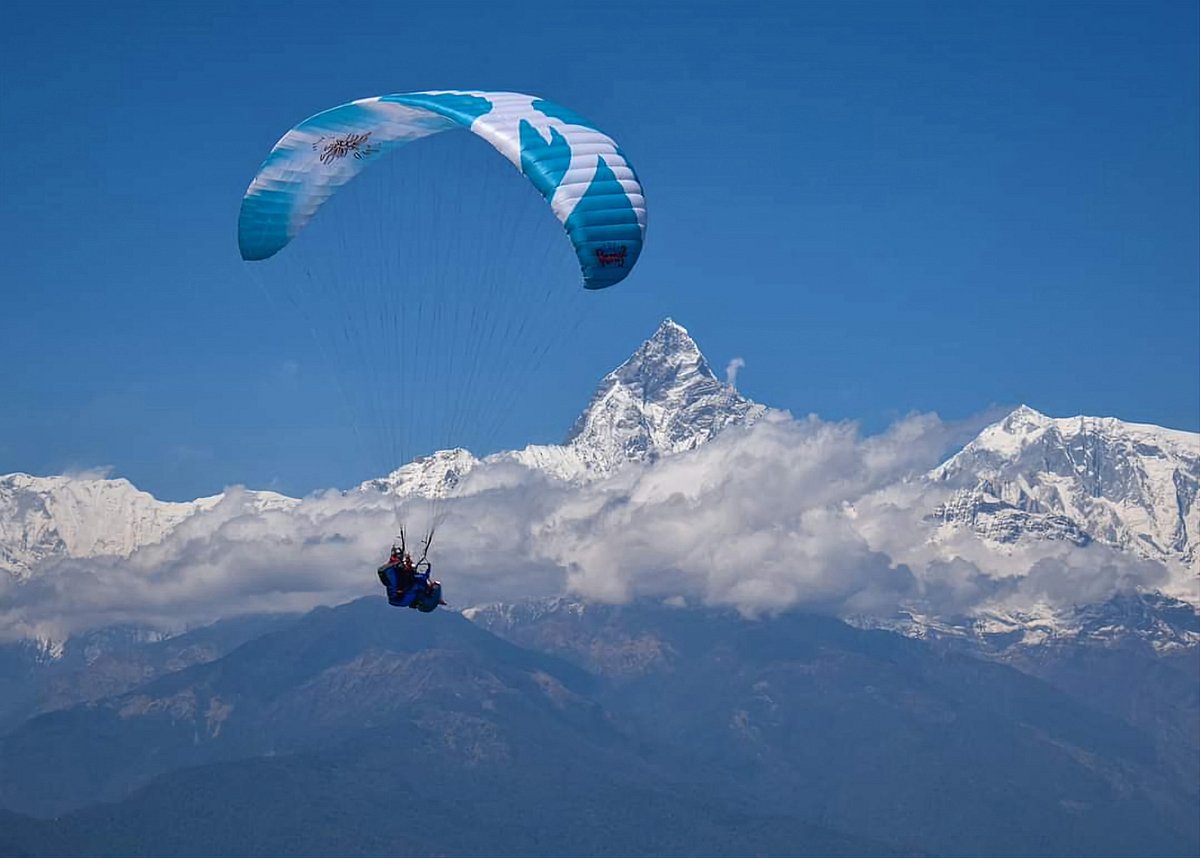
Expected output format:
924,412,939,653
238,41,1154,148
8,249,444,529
724,357,745,387
62,465,116,481
0,410,1177,641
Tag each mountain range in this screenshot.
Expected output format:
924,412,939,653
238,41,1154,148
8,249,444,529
2,318,1198,856
0,597,1196,857
4,318,1195,610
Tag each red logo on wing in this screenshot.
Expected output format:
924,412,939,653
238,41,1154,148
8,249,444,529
595,245,628,267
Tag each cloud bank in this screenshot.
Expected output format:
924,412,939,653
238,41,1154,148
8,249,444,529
0,410,1176,642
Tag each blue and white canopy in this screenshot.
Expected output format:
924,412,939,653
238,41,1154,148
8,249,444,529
238,90,645,289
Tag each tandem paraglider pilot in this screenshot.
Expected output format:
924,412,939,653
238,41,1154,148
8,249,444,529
238,91,647,621
377,543,446,613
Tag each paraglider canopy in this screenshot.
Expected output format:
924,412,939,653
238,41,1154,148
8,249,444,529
238,90,646,289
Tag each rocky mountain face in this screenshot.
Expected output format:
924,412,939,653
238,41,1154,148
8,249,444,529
0,600,899,858
0,613,301,735
0,601,603,818
928,404,1199,569
1,597,1195,858
545,317,766,475
461,598,1200,857
849,590,1200,796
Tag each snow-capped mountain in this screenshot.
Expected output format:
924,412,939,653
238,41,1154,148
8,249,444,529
364,318,767,494
928,404,1199,569
547,317,766,475
0,473,296,581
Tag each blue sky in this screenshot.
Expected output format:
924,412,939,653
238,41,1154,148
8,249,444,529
1,0,1196,501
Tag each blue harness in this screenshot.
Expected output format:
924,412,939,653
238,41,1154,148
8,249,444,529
380,563,443,612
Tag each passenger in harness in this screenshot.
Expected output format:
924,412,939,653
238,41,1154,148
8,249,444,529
377,531,446,613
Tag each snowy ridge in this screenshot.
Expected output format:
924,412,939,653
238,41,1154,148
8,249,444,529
0,474,211,580
466,591,1200,657
0,473,296,580
461,595,588,628
466,589,1200,658
854,592,1200,654
929,404,1200,568
360,448,479,498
